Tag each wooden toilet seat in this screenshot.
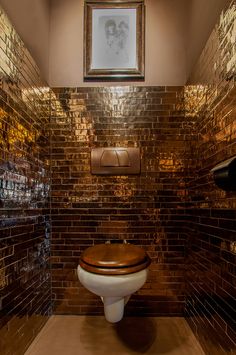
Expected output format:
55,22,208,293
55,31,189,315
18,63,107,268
79,244,151,275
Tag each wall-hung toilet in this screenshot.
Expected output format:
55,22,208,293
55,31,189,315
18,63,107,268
77,243,151,323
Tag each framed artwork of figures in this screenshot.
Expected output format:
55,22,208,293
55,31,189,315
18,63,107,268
84,0,145,81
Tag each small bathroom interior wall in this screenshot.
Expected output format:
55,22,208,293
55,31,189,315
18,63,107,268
0,0,235,354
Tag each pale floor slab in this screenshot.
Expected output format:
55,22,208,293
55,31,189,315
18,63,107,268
24,316,205,355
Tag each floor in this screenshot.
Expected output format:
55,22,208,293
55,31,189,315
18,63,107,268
24,316,205,355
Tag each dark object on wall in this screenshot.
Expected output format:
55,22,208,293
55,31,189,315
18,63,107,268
211,156,236,190
91,147,140,175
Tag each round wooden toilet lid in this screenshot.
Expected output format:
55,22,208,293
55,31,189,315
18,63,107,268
80,243,147,268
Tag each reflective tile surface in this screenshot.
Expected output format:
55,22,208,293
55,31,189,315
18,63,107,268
0,6,51,355
185,1,236,354
24,316,205,355
50,85,190,317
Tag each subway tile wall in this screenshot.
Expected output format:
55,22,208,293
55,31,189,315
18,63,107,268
185,1,236,354
50,86,195,316
0,8,51,355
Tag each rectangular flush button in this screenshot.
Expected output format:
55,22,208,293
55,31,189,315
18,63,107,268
100,150,130,167
91,147,140,175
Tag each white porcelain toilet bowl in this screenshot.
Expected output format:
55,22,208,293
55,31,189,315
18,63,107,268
77,265,148,323
77,243,151,323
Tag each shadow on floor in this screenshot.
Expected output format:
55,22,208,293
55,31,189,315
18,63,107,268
24,315,205,355
114,317,157,353
80,316,197,354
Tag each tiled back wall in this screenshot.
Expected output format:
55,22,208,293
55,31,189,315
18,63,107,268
0,8,51,355
50,86,195,316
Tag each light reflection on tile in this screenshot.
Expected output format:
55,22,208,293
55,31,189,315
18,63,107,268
185,1,236,354
0,6,51,355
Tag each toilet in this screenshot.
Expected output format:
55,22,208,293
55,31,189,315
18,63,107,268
77,243,151,323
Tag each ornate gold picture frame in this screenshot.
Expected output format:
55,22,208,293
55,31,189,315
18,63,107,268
84,0,145,81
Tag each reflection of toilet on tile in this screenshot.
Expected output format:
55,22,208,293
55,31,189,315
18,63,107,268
77,243,151,323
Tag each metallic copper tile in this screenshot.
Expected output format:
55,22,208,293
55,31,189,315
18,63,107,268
0,6,51,355
185,1,236,353
50,84,190,318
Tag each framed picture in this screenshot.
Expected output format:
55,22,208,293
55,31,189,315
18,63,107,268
84,0,145,81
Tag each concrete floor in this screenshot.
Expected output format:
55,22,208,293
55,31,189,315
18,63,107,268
24,316,205,355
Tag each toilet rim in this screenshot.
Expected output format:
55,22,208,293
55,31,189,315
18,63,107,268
79,256,151,275
79,243,151,275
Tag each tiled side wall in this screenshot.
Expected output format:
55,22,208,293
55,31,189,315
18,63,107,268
0,9,51,355
50,86,195,316
185,1,236,354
